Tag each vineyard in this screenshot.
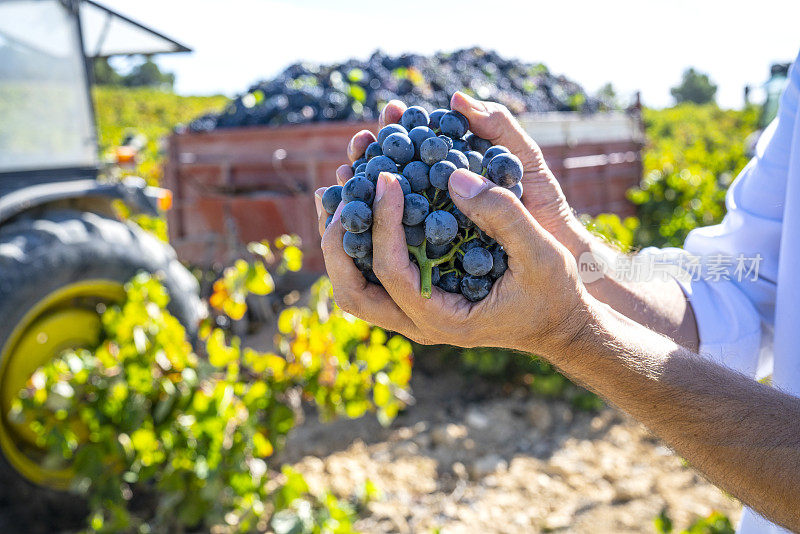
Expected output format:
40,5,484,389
21,86,756,533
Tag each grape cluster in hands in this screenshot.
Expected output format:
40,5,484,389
322,103,523,301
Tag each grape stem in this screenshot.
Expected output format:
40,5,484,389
407,230,476,299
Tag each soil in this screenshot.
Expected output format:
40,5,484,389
278,367,741,533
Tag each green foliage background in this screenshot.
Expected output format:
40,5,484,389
590,103,758,250
94,87,228,185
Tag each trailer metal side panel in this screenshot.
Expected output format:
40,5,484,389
165,114,643,271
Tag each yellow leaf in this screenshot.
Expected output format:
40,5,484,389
253,432,273,458
283,246,303,272
373,382,391,407
245,262,275,295
223,298,246,321
207,329,238,367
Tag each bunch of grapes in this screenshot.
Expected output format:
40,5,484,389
321,103,523,301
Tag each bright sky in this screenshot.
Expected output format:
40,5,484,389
103,0,800,109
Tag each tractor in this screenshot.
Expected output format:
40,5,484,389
0,0,202,524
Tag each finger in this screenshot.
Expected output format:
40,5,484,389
448,169,546,267
450,92,545,174
371,172,468,331
336,164,353,186
320,199,428,340
347,130,376,163
315,187,329,237
378,100,407,129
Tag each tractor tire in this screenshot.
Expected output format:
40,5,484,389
0,210,203,532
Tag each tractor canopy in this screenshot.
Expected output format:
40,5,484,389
0,0,189,179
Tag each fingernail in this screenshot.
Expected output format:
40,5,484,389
375,172,393,203
455,91,485,112
314,187,325,217
449,170,489,199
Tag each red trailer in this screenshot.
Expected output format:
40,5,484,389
164,111,644,272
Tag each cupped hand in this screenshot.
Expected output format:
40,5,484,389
315,169,592,357
337,93,589,254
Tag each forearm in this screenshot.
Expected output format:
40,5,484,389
565,223,699,350
543,298,800,531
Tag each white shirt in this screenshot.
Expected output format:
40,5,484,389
651,50,800,534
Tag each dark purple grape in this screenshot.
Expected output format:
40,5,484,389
343,230,372,258
377,123,408,145
404,223,425,247
365,155,397,183
450,206,474,229
394,173,412,195
354,254,373,270
487,153,524,188
382,132,415,165
351,157,367,172
462,247,493,276
482,145,510,168
365,141,383,160
489,246,508,279
438,134,454,150
408,126,436,158
509,182,523,199
477,228,496,246
355,162,367,175
452,138,468,152
402,193,430,226
420,136,449,165
460,275,492,301
362,269,381,285
445,149,468,169
466,133,493,155
321,185,343,214
400,106,430,130
342,175,375,204
460,239,481,252
439,110,468,138
465,151,483,174
340,200,373,233
402,161,431,192
429,160,457,190
426,241,450,258
424,210,458,246
437,271,462,293
428,108,447,130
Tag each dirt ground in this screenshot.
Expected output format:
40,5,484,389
278,366,741,533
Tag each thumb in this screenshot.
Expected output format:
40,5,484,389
450,92,543,172
448,169,546,265
372,172,416,287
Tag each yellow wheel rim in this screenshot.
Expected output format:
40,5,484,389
0,280,125,489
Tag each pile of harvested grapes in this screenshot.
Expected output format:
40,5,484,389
321,104,521,302
188,48,601,132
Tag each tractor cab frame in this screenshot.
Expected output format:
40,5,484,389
0,0,189,221
0,0,203,516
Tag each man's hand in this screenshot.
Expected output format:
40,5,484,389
315,166,591,355
325,93,698,349
336,92,589,253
